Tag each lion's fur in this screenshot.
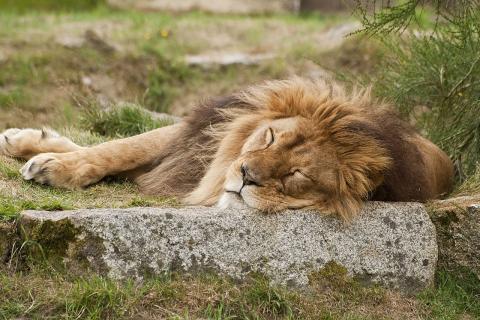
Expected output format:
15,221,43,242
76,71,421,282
3,78,454,220
135,78,454,220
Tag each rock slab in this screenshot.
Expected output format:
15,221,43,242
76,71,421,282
0,222,15,262
430,196,480,278
20,202,437,293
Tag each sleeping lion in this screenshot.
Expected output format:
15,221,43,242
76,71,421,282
0,78,454,220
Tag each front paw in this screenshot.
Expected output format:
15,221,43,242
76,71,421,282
20,152,103,189
21,153,64,186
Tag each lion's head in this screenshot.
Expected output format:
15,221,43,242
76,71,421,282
185,79,394,220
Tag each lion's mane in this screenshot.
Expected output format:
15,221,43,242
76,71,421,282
136,78,452,218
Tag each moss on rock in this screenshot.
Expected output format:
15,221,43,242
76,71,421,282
429,197,480,279
20,217,80,267
0,222,16,262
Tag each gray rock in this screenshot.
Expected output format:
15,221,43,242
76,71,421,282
430,196,480,278
107,0,298,14
185,52,276,67
54,34,85,48
145,110,182,123
20,202,437,293
0,222,15,263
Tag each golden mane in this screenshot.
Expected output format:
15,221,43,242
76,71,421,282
185,78,393,220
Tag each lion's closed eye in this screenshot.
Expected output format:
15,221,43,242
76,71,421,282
265,127,274,148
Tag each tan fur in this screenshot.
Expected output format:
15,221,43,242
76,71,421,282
0,78,454,220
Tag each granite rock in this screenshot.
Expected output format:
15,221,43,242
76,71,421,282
20,202,437,293
430,196,480,278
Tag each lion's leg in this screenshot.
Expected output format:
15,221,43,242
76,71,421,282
16,124,183,189
0,128,82,160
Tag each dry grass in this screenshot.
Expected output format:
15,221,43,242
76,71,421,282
2,259,477,319
0,264,431,320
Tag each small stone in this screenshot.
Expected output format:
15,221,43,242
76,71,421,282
84,30,116,54
55,35,85,48
19,202,437,293
106,0,298,14
81,76,93,87
185,52,276,67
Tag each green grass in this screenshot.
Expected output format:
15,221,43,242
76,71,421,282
143,52,194,113
203,275,295,319
419,268,480,320
453,165,480,196
1,263,478,320
0,196,71,221
65,277,142,320
81,103,173,137
0,88,28,111
0,0,106,12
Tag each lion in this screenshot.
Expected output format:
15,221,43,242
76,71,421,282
0,78,454,220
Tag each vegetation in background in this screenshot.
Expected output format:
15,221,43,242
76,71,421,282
355,0,480,183
0,8,335,129
0,0,105,12
81,103,173,138
453,165,480,196
144,51,194,113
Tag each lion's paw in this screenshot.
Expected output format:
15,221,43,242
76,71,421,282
0,128,81,160
20,151,102,189
21,153,63,185
0,128,61,158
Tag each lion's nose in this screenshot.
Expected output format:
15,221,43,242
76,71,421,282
241,163,260,186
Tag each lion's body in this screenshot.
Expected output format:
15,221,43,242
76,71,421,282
0,79,454,220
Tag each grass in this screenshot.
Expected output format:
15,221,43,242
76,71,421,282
452,165,480,196
143,51,194,113
1,261,478,319
0,6,345,128
65,277,141,320
81,103,174,137
419,268,480,320
0,0,106,12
